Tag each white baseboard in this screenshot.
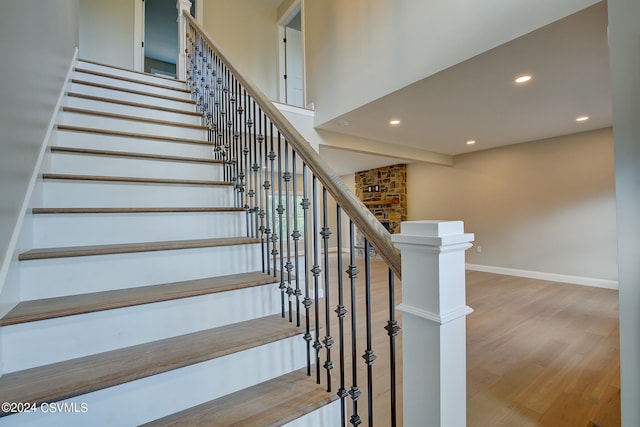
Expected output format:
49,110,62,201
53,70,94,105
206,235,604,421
465,263,618,290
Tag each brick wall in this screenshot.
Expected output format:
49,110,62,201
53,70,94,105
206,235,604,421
354,164,407,234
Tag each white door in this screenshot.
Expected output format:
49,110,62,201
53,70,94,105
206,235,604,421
284,27,304,107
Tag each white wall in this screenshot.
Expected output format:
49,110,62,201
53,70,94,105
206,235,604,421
79,0,134,69
407,128,617,285
304,0,601,127
608,0,640,424
202,0,279,100
0,0,79,279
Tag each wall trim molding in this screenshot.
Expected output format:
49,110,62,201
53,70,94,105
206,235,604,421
466,263,618,290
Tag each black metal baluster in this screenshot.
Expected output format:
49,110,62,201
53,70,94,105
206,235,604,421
363,239,376,427
241,90,250,237
385,268,399,427
269,123,278,278
262,114,271,275
301,164,312,375
251,101,259,241
336,205,347,426
283,141,293,322
277,135,288,319
275,130,285,315
243,92,252,237
321,187,333,392
292,152,302,327
311,176,322,385
224,68,231,182
257,112,266,273
347,220,361,426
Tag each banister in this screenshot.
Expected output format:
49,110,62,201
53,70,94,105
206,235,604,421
183,11,401,278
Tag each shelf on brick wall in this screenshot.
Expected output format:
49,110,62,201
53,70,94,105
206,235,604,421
362,198,400,206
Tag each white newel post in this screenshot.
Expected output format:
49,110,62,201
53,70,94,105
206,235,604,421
391,220,474,427
176,0,192,81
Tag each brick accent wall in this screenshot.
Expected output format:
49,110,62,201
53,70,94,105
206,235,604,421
355,164,407,234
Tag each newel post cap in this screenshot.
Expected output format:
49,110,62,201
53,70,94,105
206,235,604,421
391,220,474,248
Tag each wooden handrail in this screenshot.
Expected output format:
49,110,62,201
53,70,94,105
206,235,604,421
183,13,401,278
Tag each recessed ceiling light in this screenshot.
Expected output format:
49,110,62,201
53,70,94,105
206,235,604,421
389,119,401,125
576,116,589,122
466,140,476,145
514,74,532,84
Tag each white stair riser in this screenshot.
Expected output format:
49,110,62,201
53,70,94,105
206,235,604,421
42,180,233,208
283,401,341,427
60,111,207,140
33,212,247,247
20,244,263,299
3,284,282,372
76,61,186,90
0,336,306,427
53,130,215,159
69,82,195,112
73,70,191,100
48,152,222,182
64,95,202,125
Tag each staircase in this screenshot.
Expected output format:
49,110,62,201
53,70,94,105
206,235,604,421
0,60,337,426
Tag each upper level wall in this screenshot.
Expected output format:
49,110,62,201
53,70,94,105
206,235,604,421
304,0,601,126
202,0,280,100
79,0,134,69
0,0,79,278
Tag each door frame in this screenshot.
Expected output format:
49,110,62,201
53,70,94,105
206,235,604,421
134,0,203,73
277,0,306,107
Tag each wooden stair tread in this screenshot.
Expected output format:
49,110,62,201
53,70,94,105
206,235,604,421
62,106,207,130
51,146,222,165
74,67,190,93
141,368,337,427
32,207,244,214
0,314,301,413
57,125,211,146
42,173,232,186
0,271,277,326
67,92,201,116
78,58,187,84
71,79,195,104
19,236,259,261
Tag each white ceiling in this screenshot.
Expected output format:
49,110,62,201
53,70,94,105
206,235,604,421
317,2,611,174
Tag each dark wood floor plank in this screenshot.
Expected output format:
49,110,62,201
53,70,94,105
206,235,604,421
71,79,195,104
57,125,211,146
0,314,301,414
67,92,201,116
74,68,190,93
42,173,231,187
51,146,222,165
62,107,207,130
77,59,186,84
0,271,277,326
140,368,337,427
32,207,244,214
19,236,259,261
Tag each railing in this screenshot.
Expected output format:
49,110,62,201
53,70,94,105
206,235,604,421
183,11,401,427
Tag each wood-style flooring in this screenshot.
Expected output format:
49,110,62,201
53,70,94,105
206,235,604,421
317,255,620,426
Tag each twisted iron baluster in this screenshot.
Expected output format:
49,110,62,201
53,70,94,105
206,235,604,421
301,164,312,376
321,187,333,392
336,205,347,426
348,220,361,426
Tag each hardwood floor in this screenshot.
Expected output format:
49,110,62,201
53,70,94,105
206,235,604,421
316,255,620,426
466,270,620,427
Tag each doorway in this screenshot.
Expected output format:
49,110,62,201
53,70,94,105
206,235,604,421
278,2,305,107
134,0,198,76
